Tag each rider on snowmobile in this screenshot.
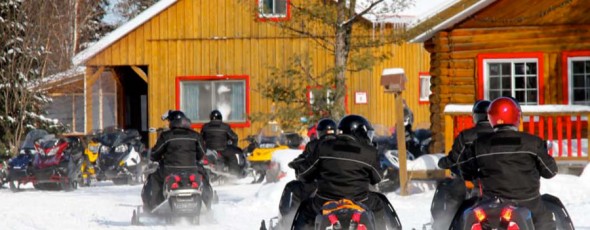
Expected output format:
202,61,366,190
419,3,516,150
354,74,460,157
458,97,558,229
291,115,400,229
142,110,209,211
200,110,242,175
275,118,337,227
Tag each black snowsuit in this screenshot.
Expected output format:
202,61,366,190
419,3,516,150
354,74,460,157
142,120,211,211
201,120,242,174
291,135,400,230
459,126,558,229
431,121,493,230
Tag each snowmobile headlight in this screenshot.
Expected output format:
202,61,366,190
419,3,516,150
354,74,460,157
115,144,128,153
100,145,110,154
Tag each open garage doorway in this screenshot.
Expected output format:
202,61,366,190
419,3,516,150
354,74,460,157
114,66,149,145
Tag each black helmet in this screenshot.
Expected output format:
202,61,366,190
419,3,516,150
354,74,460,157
316,118,337,138
337,114,374,142
210,110,222,121
161,110,186,121
472,100,491,123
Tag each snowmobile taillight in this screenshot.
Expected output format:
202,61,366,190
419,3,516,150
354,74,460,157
471,223,483,230
327,214,341,228
351,211,361,223
171,182,179,190
202,158,209,165
174,175,181,182
473,207,487,222
501,206,513,222
189,174,196,182
191,182,198,189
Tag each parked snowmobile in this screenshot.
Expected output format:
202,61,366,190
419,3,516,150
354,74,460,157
30,134,84,191
6,129,48,192
133,166,210,225
80,130,101,186
96,128,146,185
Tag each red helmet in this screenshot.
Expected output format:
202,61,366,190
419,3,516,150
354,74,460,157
487,97,522,127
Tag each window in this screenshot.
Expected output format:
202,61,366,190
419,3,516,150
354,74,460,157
258,0,289,20
46,94,85,133
177,76,249,126
567,57,590,105
482,58,540,105
418,72,431,103
92,71,117,130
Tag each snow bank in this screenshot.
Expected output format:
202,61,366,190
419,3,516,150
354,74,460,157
270,149,302,181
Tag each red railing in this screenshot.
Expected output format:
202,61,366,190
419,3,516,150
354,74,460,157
444,104,590,161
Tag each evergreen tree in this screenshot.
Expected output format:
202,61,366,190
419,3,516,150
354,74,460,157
77,0,116,52
114,0,158,24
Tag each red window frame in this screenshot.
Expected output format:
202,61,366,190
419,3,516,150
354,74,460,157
418,72,431,104
305,86,349,115
476,52,545,104
561,50,590,104
175,75,251,129
256,0,291,22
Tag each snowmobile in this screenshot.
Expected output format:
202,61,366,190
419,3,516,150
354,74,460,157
202,144,248,185
246,122,303,183
428,178,574,230
96,128,146,185
79,130,101,186
30,134,84,191
133,166,210,225
6,129,48,192
451,194,574,230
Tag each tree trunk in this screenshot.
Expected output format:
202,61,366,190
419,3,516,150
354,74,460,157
333,0,355,119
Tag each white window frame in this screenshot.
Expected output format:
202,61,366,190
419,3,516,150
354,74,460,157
258,0,288,18
179,80,247,123
567,56,590,105
483,58,540,105
419,74,431,103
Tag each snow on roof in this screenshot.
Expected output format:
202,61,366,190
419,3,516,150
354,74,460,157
444,104,590,115
72,0,178,66
407,0,497,43
382,68,405,75
27,66,85,90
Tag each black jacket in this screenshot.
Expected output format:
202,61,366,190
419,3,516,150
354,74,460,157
459,126,558,200
298,134,382,201
151,127,206,167
438,121,494,173
201,120,238,151
288,134,336,175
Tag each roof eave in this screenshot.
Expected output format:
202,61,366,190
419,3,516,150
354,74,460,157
407,0,497,43
72,0,178,66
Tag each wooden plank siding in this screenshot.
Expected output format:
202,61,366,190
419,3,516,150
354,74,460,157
84,0,430,146
427,25,590,153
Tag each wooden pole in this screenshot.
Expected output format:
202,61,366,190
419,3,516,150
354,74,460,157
395,92,408,196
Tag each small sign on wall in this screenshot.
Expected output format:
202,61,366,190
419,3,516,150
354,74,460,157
355,91,367,104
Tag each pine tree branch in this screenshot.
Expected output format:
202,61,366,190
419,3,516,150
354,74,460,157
341,0,385,26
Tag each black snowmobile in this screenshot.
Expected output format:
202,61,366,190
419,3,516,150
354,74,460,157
96,128,146,185
133,165,215,225
428,178,575,230
202,143,248,185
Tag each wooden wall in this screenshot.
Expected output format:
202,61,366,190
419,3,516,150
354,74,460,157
427,25,590,153
84,0,431,146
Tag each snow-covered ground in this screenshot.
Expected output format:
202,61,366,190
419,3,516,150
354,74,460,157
1,163,590,229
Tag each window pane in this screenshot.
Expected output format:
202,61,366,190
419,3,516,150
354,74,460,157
501,63,511,75
515,77,525,89
214,81,246,122
515,63,525,75
261,0,273,14
526,62,537,74
275,0,287,14
74,95,85,133
103,95,116,128
489,63,500,76
47,96,73,131
515,91,525,102
502,76,511,88
526,90,537,104
420,76,431,100
574,89,586,102
489,77,501,89
573,61,585,74
527,77,537,88
585,61,590,73
501,90,512,97
182,82,211,122
489,90,501,100
573,75,585,87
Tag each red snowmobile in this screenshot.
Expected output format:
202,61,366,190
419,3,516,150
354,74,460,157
29,134,84,191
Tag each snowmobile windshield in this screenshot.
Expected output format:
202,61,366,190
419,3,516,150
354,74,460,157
256,122,283,147
38,135,59,149
20,129,49,150
99,130,125,147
